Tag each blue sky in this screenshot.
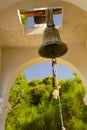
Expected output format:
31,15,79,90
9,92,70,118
23,62,74,81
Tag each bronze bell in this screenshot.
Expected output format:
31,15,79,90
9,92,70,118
38,26,68,58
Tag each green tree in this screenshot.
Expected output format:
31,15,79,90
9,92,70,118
59,74,87,130
5,74,87,130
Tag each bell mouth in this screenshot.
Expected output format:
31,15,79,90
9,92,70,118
38,41,68,58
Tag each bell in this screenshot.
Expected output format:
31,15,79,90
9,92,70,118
38,26,68,58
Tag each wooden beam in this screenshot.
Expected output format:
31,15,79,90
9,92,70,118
20,8,62,17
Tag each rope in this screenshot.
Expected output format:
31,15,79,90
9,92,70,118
52,58,58,88
58,92,66,130
51,58,66,130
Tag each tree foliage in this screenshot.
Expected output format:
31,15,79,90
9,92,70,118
5,73,87,130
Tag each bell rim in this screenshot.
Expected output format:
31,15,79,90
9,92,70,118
38,41,68,58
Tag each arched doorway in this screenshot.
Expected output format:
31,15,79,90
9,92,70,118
5,57,86,100
5,58,87,130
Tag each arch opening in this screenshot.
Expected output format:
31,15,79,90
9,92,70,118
5,57,86,100
4,59,87,129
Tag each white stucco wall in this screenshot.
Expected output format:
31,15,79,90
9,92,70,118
0,1,87,130
0,0,87,101
63,0,87,11
0,48,1,91
0,47,38,99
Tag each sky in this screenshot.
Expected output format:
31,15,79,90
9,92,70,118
23,62,74,81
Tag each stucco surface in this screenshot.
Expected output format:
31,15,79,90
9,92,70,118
0,0,87,99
